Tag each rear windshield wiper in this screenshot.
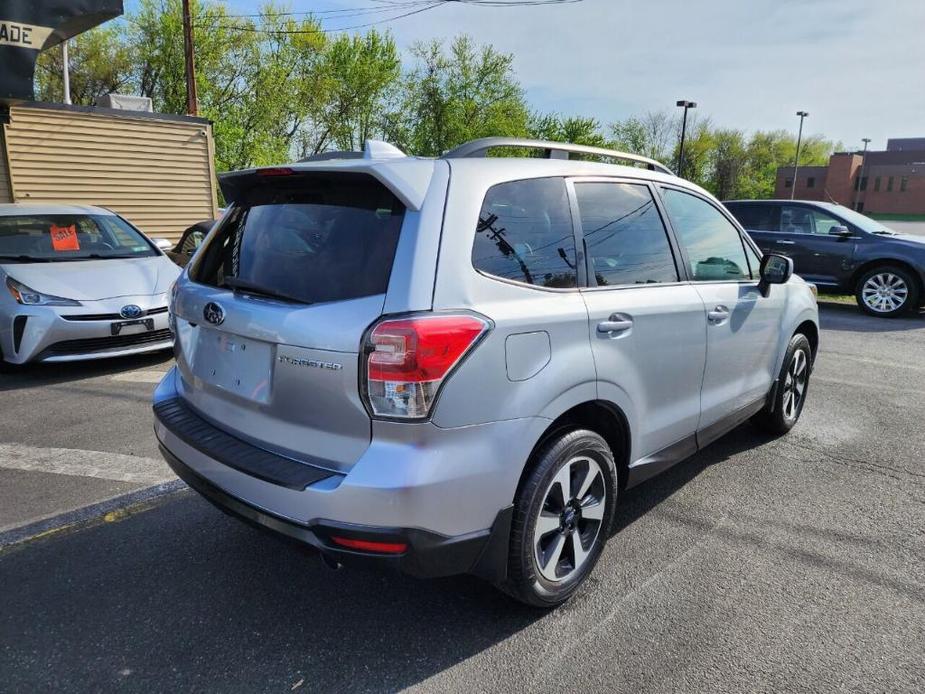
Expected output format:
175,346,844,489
220,277,311,305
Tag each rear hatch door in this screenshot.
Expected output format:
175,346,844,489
172,170,411,472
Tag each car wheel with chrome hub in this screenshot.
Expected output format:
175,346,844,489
856,266,919,318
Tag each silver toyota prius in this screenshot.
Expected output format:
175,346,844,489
0,203,180,367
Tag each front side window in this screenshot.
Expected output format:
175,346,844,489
0,214,157,262
574,182,677,286
661,188,750,282
781,205,842,235
472,177,577,288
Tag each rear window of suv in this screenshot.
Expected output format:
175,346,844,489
192,173,405,304
472,177,577,288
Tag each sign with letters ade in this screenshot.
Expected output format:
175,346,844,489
0,1,123,103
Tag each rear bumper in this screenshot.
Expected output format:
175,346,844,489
162,444,510,578
154,367,545,579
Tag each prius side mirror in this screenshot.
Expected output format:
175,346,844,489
152,238,173,251
758,254,793,297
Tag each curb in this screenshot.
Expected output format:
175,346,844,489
0,479,188,550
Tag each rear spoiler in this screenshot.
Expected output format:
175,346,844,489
218,143,433,211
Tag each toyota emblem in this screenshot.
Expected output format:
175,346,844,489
203,301,225,326
120,304,143,319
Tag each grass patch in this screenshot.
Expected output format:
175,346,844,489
818,292,855,306
867,213,925,222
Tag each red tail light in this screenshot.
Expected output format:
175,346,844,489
256,167,294,176
363,314,489,419
331,536,408,554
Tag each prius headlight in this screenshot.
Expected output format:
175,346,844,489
5,277,81,306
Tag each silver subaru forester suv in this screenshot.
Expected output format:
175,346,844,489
154,138,818,607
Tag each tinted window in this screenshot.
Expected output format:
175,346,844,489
661,188,750,282
726,203,781,232
193,173,404,304
574,182,677,286
472,177,576,288
781,205,842,235
0,214,156,261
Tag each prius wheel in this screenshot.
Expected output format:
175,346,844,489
856,266,918,317
753,333,812,435
502,429,617,607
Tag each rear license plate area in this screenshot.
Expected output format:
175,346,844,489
111,318,154,336
192,328,273,403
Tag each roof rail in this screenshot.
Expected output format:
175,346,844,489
441,137,674,175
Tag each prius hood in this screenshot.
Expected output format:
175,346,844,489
1,256,181,301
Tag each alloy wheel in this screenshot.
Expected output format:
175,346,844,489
781,349,808,421
862,273,909,314
533,456,607,582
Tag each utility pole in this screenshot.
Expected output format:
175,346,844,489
675,100,696,176
853,137,871,211
61,40,71,105
182,0,198,116
791,111,808,200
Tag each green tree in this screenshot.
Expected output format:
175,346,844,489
304,30,400,155
707,128,748,200
395,36,530,156
529,113,607,148
35,25,133,105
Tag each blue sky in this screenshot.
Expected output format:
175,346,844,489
128,0,925,150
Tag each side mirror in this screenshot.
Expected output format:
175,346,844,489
758,253,793,297
827,225,851,237
152,238,173,251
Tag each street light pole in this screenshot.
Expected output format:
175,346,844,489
791,110,809,200
182,0,199,116
61,39,71,105
853,137,871,211
675,100,696,177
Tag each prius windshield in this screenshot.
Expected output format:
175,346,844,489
0,214,157,262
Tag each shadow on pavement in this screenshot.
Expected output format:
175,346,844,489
818,302,924,333
1,422,773,692
0,351,173,392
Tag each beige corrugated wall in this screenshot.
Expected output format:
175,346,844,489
4,105,218,242
0,126,12,204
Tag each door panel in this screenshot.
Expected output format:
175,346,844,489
660,187,780,432
583,285,706,460
692,282,783,429
780,205,856,285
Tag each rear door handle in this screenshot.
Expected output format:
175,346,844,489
776,239,795,245
707,305,730,324
597,318,633,334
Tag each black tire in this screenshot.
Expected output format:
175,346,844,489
0,347,20,374
752,333,812,435
501,429,618,608
855,265,919,317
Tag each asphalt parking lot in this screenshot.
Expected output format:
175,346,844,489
2,303,924,693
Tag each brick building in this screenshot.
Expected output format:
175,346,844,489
775,138,925,215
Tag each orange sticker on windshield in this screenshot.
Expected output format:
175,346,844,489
50,224,80,251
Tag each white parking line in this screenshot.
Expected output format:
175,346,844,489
110,370,169,383
0,443,172,485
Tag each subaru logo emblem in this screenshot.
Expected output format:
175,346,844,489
203,301,225,326
120,304,143,319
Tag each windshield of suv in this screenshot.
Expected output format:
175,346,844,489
191,172,405,305
0,214,157,262
825,205,898,235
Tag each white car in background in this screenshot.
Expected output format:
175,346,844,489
0,204,180,368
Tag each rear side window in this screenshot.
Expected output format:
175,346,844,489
574,182,677,286
192,173,405,304
726,203,781,232
661,188,750,282
472,177,577,288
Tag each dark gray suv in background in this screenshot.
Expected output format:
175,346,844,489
725,199,925,317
